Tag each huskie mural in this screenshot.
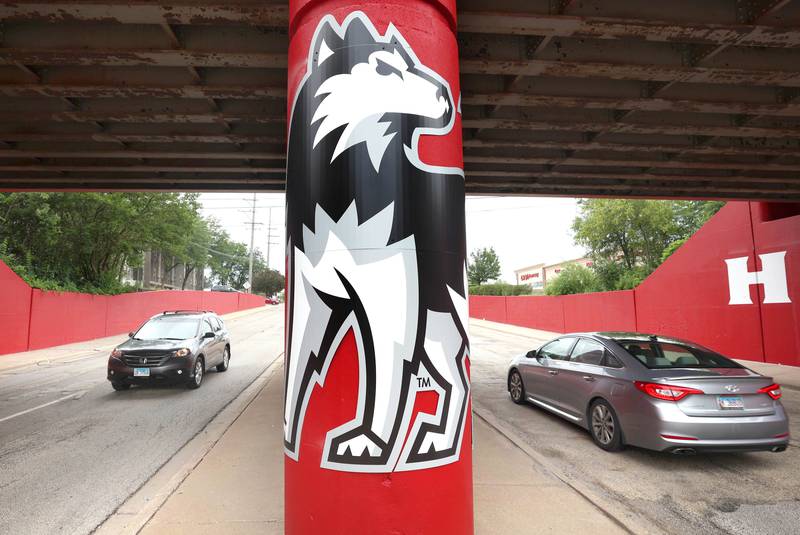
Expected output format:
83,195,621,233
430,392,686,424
284,11,470,473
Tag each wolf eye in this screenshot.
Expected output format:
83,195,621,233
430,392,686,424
376,58,403,78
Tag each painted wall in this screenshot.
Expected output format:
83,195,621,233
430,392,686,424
0,264,266,356
471,201,800,367
0,261,32,355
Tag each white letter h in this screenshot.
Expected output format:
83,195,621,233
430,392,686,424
725,251,791,305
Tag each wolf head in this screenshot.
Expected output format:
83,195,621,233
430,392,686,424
293,12,458,173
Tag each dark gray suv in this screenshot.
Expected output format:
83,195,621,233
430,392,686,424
107,311,231,391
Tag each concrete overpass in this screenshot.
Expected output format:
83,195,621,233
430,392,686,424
0,0,799,200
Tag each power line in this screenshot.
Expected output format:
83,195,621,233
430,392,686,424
201,205,284,210
188,241,252,262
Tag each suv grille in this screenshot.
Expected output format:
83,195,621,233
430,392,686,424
122,353,172,367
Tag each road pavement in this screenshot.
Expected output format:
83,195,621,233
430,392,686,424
469,321,800,535
0,306,282,535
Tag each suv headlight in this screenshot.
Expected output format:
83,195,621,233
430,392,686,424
110,348,123,359
174,348,191,357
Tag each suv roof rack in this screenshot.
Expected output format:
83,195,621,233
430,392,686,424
161,310,208,315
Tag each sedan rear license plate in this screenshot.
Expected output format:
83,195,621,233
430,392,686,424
718,395,744,409
133,367,150,377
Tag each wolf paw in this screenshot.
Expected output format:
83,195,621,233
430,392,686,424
415,430,450,457
328,430,388,464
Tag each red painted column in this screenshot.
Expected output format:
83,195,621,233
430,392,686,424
285,1,472,533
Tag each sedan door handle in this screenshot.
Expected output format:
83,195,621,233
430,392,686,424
548,370,558,376
582,376,595,382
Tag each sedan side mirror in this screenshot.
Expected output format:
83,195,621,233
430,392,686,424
128,332,134,338
202,332,215,339
526,349,538,359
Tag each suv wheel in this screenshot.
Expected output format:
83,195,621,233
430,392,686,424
187,357,204,389
111,381,130,391
509,370,525,404
216,347,230,372
589,399,623,451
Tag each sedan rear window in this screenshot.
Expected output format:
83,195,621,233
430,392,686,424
135,316,200,340
620,340,741,369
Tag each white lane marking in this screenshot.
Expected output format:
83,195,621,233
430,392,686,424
0,391,86,424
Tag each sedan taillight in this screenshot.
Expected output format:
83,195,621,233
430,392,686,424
758,383,782,400
634,381,704,401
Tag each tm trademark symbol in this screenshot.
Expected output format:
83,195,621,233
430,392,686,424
417,377,431,388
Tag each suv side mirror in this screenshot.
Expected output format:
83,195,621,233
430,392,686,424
128,332,134,338
202,332,215,339
526,349,538,359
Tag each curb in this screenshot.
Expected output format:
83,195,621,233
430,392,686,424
92,352,284,535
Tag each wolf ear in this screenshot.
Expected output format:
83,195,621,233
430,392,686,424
311,20,341,69
342,16,376,46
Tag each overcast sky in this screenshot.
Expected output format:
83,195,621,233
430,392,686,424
199,193,586,283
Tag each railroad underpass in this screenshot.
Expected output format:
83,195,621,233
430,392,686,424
0,0,798,199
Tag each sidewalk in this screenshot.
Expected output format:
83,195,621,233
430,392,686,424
135,357,626,535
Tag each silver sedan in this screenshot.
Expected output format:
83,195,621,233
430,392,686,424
507,332,790,454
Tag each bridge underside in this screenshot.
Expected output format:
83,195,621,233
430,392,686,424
1,0,799,200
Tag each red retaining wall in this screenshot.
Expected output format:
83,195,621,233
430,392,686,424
505,295,565,332
0,261,32,354
470,201,800,367
635,202,765,362
750,203,800,365
0,265,267,356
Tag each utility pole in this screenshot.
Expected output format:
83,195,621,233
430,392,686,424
248,193,256,290
266,206,273,269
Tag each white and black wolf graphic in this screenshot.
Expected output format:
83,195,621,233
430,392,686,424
284,12,470,473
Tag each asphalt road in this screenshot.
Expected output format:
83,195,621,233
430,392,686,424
470,322,800,535
0,306,283,535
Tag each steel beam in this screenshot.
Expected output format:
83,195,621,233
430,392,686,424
461,93,800,117
460,59,800,87
461,118,800,138
0,84,286,100
458,12,800,48
0,49,287,68
0,2,289,26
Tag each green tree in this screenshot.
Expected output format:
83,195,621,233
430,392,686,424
0,193,201,293
571,199,722,291
544,264,601,295
467,247,501,286
661,238,688,264
252,267,285,297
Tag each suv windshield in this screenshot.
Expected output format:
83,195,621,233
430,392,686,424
134,316,200,340
619,340,741,369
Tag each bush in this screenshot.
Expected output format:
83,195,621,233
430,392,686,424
544,264,601,296
661,238,687,264
469,283,532,296
0,242,137,295
613,267,650,290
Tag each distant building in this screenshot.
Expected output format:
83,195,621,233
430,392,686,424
123,251,204,290
513,263,546,289
514,257,593,290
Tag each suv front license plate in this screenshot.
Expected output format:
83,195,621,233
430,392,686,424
718,395,744,409
133,367,150,377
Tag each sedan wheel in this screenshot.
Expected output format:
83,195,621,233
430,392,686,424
589,400,623,451
509,370,525,405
